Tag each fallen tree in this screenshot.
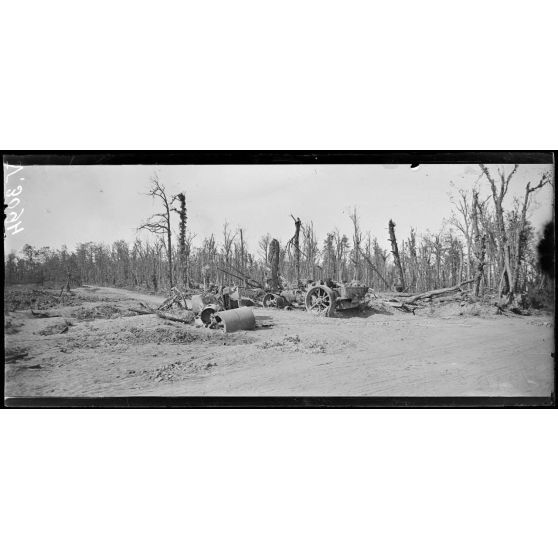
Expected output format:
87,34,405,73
134,302,194,324
370,279,476,314
406,279,474,304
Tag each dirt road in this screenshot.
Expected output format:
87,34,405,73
4,285,554,397
79,284,165,306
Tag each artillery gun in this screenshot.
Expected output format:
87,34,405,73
305,281,368,317
263,280,368,317
262,288,305,309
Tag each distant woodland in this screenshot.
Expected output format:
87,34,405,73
4,165,554,304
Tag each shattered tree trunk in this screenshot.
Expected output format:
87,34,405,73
496,200,513,297
65,268,72,292
176,193,188,287
471,191,486,297
239,228,246,287
475,236,487,297
165,206,173,290
269,238,280,290
409,229,418,291
292,217,302,286
388,220,406,291
349,209,362,282
139,175,174,290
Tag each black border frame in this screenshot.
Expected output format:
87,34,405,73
1,150,555,166
2,396,555,408
2,150,556,408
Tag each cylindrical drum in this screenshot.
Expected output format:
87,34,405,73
200,304,221,325
214,307,256,333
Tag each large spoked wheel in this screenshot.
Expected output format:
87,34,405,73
305,286,335,317
263,293,286,309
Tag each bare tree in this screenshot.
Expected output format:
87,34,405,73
222,222,237,268
268,238,280,290
480,164,550,301
258,233,272,265
475,197,498,290
408,228,418,290
479,164,519,298
388,219,405,291
471,190,487,297
286,215,302,285
512,172,552,293
172,192,188,287
322,232,336,280
358,242,390,289
138,174,174,290
449,187,473,280
333,229,349,282
302,221,319,281
349,208,362,281
239,228,245,283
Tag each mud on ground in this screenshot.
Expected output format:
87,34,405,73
4,285,554,397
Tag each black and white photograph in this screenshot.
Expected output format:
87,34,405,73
3,154,555,403
2,2,558,558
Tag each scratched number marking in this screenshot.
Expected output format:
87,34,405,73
4,163,24,235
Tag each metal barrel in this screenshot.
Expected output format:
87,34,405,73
200,304,221,325
214,306,256,333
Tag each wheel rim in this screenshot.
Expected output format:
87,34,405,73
307,287,332,315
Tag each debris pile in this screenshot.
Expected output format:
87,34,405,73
61,322,255,351
71,304,135,321
372,280,477,315
258,334,327,354
133,285,260,332
4,288,79,312
368,279,534,318
143,360,219,383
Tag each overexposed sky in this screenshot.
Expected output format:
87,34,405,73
4,163,554,257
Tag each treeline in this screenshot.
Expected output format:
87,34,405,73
4,165,552,301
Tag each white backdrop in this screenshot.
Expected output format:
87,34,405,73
1,1,556,557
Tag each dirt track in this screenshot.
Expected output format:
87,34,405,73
4,285,554,397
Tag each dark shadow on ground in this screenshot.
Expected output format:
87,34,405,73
334,306,394,319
